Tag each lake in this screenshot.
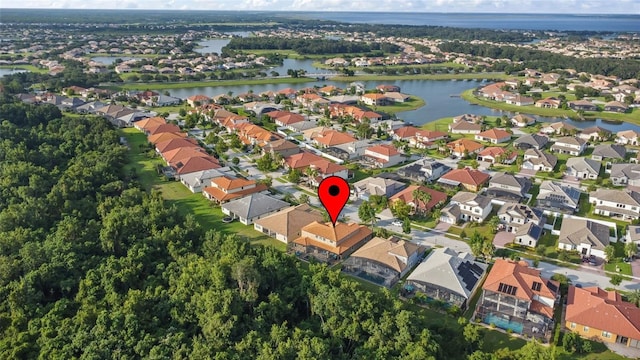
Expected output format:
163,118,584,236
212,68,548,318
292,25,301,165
0,68,28,77
194,39,231,55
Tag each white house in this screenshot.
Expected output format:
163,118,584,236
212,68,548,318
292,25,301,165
363,144,403,168
550,137,587,156
440,192,492,224
558,218,611,260
590,189,640,221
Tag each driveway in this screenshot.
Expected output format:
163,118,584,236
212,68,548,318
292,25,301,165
493,231,515,248
632,258,640,277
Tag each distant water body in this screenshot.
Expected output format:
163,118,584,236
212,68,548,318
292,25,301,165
292,12,640,32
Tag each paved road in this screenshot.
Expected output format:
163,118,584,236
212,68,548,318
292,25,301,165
535,260,640,291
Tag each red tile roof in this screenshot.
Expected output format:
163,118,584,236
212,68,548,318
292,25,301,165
163,147,211,166
566,286,640,340
366,144,400,157
148,132,187,145
394,126,420,139
175,156,220,175
483,259,558,309
155,138,199,153
389,185,447,212
147,123,182,136
477,128,511,140
440,168,490,187
285,152,326,169
313,129,356,146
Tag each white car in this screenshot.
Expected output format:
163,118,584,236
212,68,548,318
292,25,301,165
391,220,403,226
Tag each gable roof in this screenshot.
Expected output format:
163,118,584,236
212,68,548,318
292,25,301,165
135,116,166,130
163,147,210,165
293,221,373,255
175,156,221,175
393,126,420,138
590,189,640,207
222,193,290,220
253,204,324,240
155,138,199,153
566,286,640,340
313,129,356,146
477,128,511,140
566,157,601,175
148,132,187,145
350,237,422,273
285,151,326,169
592,144,627,160
483,259,558,317
554,136,586,147
408,247,487,299
366,144,400,157
514,134,549,148
447,139,484,154
389,185,448,211
450,191,491,209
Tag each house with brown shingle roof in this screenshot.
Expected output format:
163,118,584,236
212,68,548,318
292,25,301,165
438,168,490,192
565,286,640,349
203,175,268,204
447,139,485,158
291,221,373,262
343,237,424,287
449,121,483,134
253,204,324,243
187,94,211,107
475,128,512,144
261,138,300,158
475,259,559,338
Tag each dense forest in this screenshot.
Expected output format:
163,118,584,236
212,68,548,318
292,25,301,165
0,97,556,359
223,37,401,56
438,41,640,79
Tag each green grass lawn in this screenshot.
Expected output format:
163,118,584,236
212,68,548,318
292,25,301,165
482,330,527,352
375,95,426,115
119,128,282,249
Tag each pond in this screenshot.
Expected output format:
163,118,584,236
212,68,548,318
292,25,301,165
0,68,28,77
194,39,231,55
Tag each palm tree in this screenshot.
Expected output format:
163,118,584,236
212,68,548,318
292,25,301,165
412,188,431,216
304,167,318,185
627,289,640,308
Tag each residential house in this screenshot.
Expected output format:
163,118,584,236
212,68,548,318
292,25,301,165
174,156,221,176
558,218,611,259
610,163,640,186
590,189,640,221
513,134,549,150
439,192,492,224
449,121,483,134
221,193,291,225
536,181,581,213
253,204,324,244
565,286,640,349
579,126,612,142
453,114,484,124
398,159,451,183
384,92,411,103
291,221,373,262
475,259,559,338
514,222,545,248
475,129,512,144
604,101,629,113
363,144,403,168
568,99,597,111
261,139,300,158
392,126,420,141
438,168,491,192
447,139,484,158
235,123,279,147
616,130,640,146
504,94,534,106
361,93,390,106
535,97,561,109
343,237,423,287
540,122,578,135
203,176,269,204
510,114,536,128
389,185,448,215
592,144,626,163
266,110,305,127
134,116,166,132
565,157,601,179
155,138,199,154
522,148,557,172
497,203,544,233
406,247,487,309
376,84,400,93
162,147,210,166
410,130,448,149
352,176,407,201
550,136,587,156
477,147,517,164
180,168,229,193
312,129,357,148
187,94,211,107
625,225,640,248
486,173,532,203
147,123,182,136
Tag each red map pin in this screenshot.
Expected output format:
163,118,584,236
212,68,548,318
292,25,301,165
318,176,350,227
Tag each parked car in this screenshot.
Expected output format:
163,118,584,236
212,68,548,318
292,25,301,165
391,219,403,226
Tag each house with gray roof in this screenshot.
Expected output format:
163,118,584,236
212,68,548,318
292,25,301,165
536,181,581,213
550,136,587,156
624,225,640,248
558,218,611,259
497,203,544,233
513,134,549,150
352,176,407,200
221,193,291,225
522,148,557,172
592,144,627,163
486,173,532,203
398,159,452,183
610,163,640,186
590,189,640,221
405,247,487,309
514,222,544,248
180,168,230,193
440,192,492,224
565,157,601,180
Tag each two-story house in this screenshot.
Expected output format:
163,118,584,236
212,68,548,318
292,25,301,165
610,163,640,186
536,180,582,214
291,221,373,262
486,173,532,204
497,203,544,233
476,259,559,339
440,192,492,224
590,189,640,221
389,185,448,215
447,139,485,158
363,144,403,168
398,159,452,183
522,148,557,172
203,175,269,203
438,168,491,192
616,130,640,146
550,136,587,156
409,130,449,149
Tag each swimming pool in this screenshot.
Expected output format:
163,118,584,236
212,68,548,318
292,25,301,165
484,313,524,334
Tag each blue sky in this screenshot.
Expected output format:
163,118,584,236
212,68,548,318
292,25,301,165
4,0,640,13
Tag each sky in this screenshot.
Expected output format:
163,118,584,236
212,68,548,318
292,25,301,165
3,0,640,13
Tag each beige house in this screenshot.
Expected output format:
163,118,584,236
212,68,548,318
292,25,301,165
253,204,324,243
